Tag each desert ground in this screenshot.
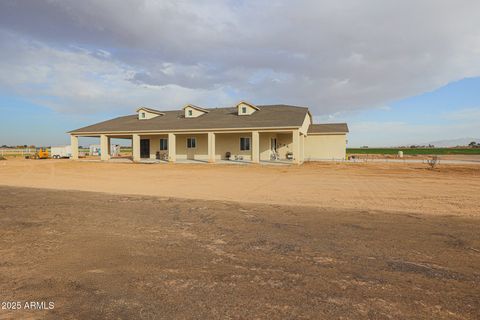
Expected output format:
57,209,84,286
1,158,480,216
0,159,479,319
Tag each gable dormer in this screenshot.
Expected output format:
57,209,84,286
136,107,165,120
183,104,209,118
236,101,259,115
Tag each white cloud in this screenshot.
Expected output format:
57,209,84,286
0,0,480,115
0,32,233,114
440,107,480,121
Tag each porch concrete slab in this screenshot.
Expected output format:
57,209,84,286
138,159,168,164
109,158,134,163
175,159,209,164
216,160,251,165
260,160,294,165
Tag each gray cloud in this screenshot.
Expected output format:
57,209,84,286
1,0,480,115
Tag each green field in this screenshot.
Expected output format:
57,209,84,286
347,148,480,155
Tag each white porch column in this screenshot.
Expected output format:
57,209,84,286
100,134,111,161
292,130,301,164
168,133,176,162
70,135,79,160
132,134,140,162
299,133,305,163
252,131,260,163
208,132,216,163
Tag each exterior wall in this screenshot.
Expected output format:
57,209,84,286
175,134,208,160
304,134,347,160
140,134,168,159
215,133,253,160
276,133,293,159
259,133,274,161
259,132,293,160
184,106,206,118
299,113,312,135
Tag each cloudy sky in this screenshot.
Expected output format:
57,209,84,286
0,0,479,147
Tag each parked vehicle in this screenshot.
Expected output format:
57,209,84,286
25,148,49,159
51,146,72,159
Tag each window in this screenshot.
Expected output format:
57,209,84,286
141,112,146,119
188,109,193,116
160,138,168,151
187,137,196,149
240,137,250,151
242,106,247,114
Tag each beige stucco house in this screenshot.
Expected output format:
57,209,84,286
69,101,348,164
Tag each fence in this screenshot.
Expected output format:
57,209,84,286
0,148,39,157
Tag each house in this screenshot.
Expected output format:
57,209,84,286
68,101,348,164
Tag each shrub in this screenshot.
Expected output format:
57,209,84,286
426,155,439,169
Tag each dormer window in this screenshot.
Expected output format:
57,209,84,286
236,101,259,115
183,104,209,118
136,107,165,120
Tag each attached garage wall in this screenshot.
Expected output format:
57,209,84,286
305,134,346,160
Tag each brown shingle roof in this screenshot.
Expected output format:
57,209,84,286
69,105,309,133
308,123,349,134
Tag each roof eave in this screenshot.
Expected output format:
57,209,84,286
182,104,210,113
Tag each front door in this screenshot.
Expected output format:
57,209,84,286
186,137,196,160
140,139,150,158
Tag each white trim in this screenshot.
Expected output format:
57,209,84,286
135,107,165,116
69,126,301,135
182,104,209,113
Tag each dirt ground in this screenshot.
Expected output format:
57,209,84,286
0,160,479,319
0,186,479,319
0,158,479,216
349,154,480,162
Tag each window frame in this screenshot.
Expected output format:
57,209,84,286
241,106,247,114
188,109,193,117
240,137,251,151
187,137,197,149
160,138,168,151
141,112,146,119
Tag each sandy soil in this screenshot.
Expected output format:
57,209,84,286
0,158,479,216
0,186,479,319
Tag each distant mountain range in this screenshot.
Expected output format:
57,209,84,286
425,138,480,147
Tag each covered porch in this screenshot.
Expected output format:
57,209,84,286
70,129,305,164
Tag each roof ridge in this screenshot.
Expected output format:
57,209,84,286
142,104,309,114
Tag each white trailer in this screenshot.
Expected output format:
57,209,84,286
50,146,72,159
